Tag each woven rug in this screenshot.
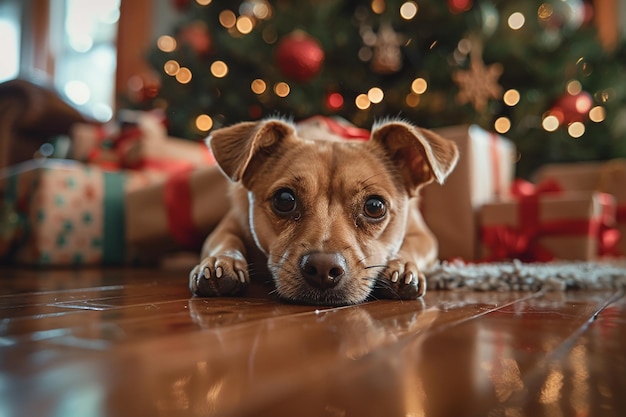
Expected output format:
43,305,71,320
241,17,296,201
425,260,626,291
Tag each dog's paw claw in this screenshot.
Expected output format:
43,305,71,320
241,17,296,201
189,255,249,297
375,260,426,300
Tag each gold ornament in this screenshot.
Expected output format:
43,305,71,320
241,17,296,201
453,37,503,111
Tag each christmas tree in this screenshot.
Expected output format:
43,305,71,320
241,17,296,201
138,0,626,178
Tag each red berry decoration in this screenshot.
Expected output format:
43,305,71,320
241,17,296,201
275,31,324,83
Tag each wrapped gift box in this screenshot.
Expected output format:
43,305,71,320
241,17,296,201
480,190,619,262
534,159,625,255
420,124,517,261
125,166,230,256
70,110,213,172
0,159,168,265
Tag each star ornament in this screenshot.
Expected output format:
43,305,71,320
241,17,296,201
453,57,503,112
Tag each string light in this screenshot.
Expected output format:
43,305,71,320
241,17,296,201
367,87,384,104
219,10,237,28
274,82,290,97
503,89,520,106
157,35,176,52
164,60,180,76
568,122,585,138
175,67,192,84
494,117,511,134
195,114,213,131
400,2,418,20
236,16,254,34
508,12,525,30
196,0,212,5
405,93,420,107
371,0,385,14
542,115,560,132
327,92,344,110
251,79,266,94
210,61,228,78
589,106,606,123
411,78,427,94
566,80,582,95
355,94,371,110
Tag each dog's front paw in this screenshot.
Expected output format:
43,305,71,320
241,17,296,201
189,254,249,297
374,259,426,300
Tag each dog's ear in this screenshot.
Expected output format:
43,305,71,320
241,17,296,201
207,119,296,184
370,121,459,196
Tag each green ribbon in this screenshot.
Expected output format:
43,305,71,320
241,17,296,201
102,171,126,264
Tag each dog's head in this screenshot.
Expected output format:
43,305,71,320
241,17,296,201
208,118,458,305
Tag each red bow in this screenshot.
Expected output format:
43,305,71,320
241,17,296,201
482,179,562,262
483,179,621,261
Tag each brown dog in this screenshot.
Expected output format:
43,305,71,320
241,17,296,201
189,118,458,305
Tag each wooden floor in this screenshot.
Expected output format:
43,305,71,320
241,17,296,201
1,266,625,417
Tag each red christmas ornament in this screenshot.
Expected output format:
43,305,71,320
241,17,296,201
552,91,593,123
448,0,473,14
179,21,212,56
275,31,324,82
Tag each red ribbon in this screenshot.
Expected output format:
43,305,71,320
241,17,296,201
482,180,621,261
302,116,371,140
164,167,205,249
489,133,502,198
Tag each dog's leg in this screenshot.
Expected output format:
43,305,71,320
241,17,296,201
189,212,250,297
374,207,435,300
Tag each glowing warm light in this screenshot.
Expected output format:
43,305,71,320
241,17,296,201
196,114,213,131
405,93,420,107
236,16,254,34
253,3,271,19
219,10,237,28
537,3,554,20
368,87,384,104
567,80,582,95
196,0,212,5
508,12,525,30
176,67,192,84
157,35,177,52
355,94,371,110
542,115,560,132
210,61,228,78
400,2,418,20
164,60,180,76
411,78,428,94
589,106,606,123
575,94,592,114
494,117,511,134
251,79,267,94
568,122,585,138
503,89,520,106
371,0,385,14
274,82,290,97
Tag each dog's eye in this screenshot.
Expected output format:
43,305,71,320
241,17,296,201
363,196,387,219
272,188,297,214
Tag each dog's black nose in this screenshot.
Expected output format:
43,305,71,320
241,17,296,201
300,252,347,290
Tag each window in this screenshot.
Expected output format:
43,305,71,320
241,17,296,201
54,0,120,122
0,1,20,83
